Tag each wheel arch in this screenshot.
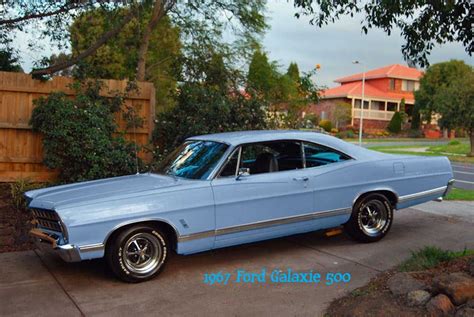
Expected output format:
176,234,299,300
104,219,179,252
353,189,398,209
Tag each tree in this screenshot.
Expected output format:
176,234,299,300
387,111,403,134
287,62,300,83
247,49,279,99
331,101,351,129
0,48,23,72
1,1,267,80
292,1,472,66
415,60,474,155
69,8,181,109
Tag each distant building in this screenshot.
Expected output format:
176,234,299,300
310,64,424,131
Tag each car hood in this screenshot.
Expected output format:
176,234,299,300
25,173,184,210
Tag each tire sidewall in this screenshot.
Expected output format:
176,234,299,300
356,195,393,239
109,226,168,282
349,193,393,242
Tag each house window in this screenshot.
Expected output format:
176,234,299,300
389,79,395,90
402,80,416,92
387,102,397,112
354,99,369,109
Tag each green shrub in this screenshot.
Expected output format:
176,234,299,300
387,111,403,134
336,130,355,139
10,179,46,211
30,80,141,183
449,140,461,146
319,119,332,132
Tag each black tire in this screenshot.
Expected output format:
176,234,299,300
106,225,168,283
344,193,393,243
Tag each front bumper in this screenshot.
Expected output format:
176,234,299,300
30,228,81,262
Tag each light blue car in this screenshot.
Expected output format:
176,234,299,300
26,130,454,282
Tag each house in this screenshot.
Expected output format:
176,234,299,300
309,64,424,131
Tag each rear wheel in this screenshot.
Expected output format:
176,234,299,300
106,225,168,283
344,193,393,243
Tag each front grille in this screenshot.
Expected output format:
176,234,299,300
31,209,63,233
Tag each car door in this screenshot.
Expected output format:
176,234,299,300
210,140,315,248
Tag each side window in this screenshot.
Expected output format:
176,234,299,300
240,141,303,175
303,142,350,168
219,148,240,177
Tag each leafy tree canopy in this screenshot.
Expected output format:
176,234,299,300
69,8,181,110
1,0,267,80
292,0,473,66
415,60,474,155
0,48,23,72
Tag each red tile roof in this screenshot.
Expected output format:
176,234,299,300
321,81,415,103
335,64,423,83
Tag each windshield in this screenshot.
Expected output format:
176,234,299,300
154,140,228,180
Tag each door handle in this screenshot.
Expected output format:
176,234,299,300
293,176,309,182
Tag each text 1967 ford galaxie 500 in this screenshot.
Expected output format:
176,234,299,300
25,130,454,282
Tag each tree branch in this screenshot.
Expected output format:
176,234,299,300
31,9,135,76
0,2,88,26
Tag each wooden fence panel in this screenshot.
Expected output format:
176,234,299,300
0,71,156,182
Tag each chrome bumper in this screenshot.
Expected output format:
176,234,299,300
434,179,455,202
30,229,82,262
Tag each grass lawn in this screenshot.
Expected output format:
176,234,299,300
445,188,474,201
345,137,468,143
428,142,470,155
398,246,474,272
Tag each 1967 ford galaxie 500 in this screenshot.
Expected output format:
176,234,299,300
25,130,454,282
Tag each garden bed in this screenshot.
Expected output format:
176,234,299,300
0,183,34,253
325,248,474,317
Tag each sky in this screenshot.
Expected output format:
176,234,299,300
11,0,473,88
263,1,473,87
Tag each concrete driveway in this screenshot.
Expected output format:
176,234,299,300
1,203,473,317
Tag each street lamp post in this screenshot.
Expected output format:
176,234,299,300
353,61,366,146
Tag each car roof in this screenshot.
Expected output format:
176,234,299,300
187,130,380,160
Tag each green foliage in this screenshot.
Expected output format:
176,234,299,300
153,83,268,155
292,1,472,67
29,80,141,183
449,140,461,146
387,111,403,134
0,48,23,72
332,102,352,129
399,246,473,272
445,188,474,201
10,179,46,211
247,50,279,99
336,130,355,139
415,60,474,154
286,62,300,83
411,103,421,130
319,119,332,132
70,9,181,110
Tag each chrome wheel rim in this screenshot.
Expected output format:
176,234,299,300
122,233,161,275
360,200,387,236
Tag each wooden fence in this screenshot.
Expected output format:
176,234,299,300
0,71,156,182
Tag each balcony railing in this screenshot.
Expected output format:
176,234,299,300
353,109,395,121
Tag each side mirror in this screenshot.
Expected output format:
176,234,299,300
236,167,250,180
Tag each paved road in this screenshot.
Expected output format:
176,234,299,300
1,203,473,317
451,163,474,190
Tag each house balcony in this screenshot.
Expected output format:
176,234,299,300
352,109,395,121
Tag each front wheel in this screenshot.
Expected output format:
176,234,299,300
106,225,168,283
344,193,393,243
